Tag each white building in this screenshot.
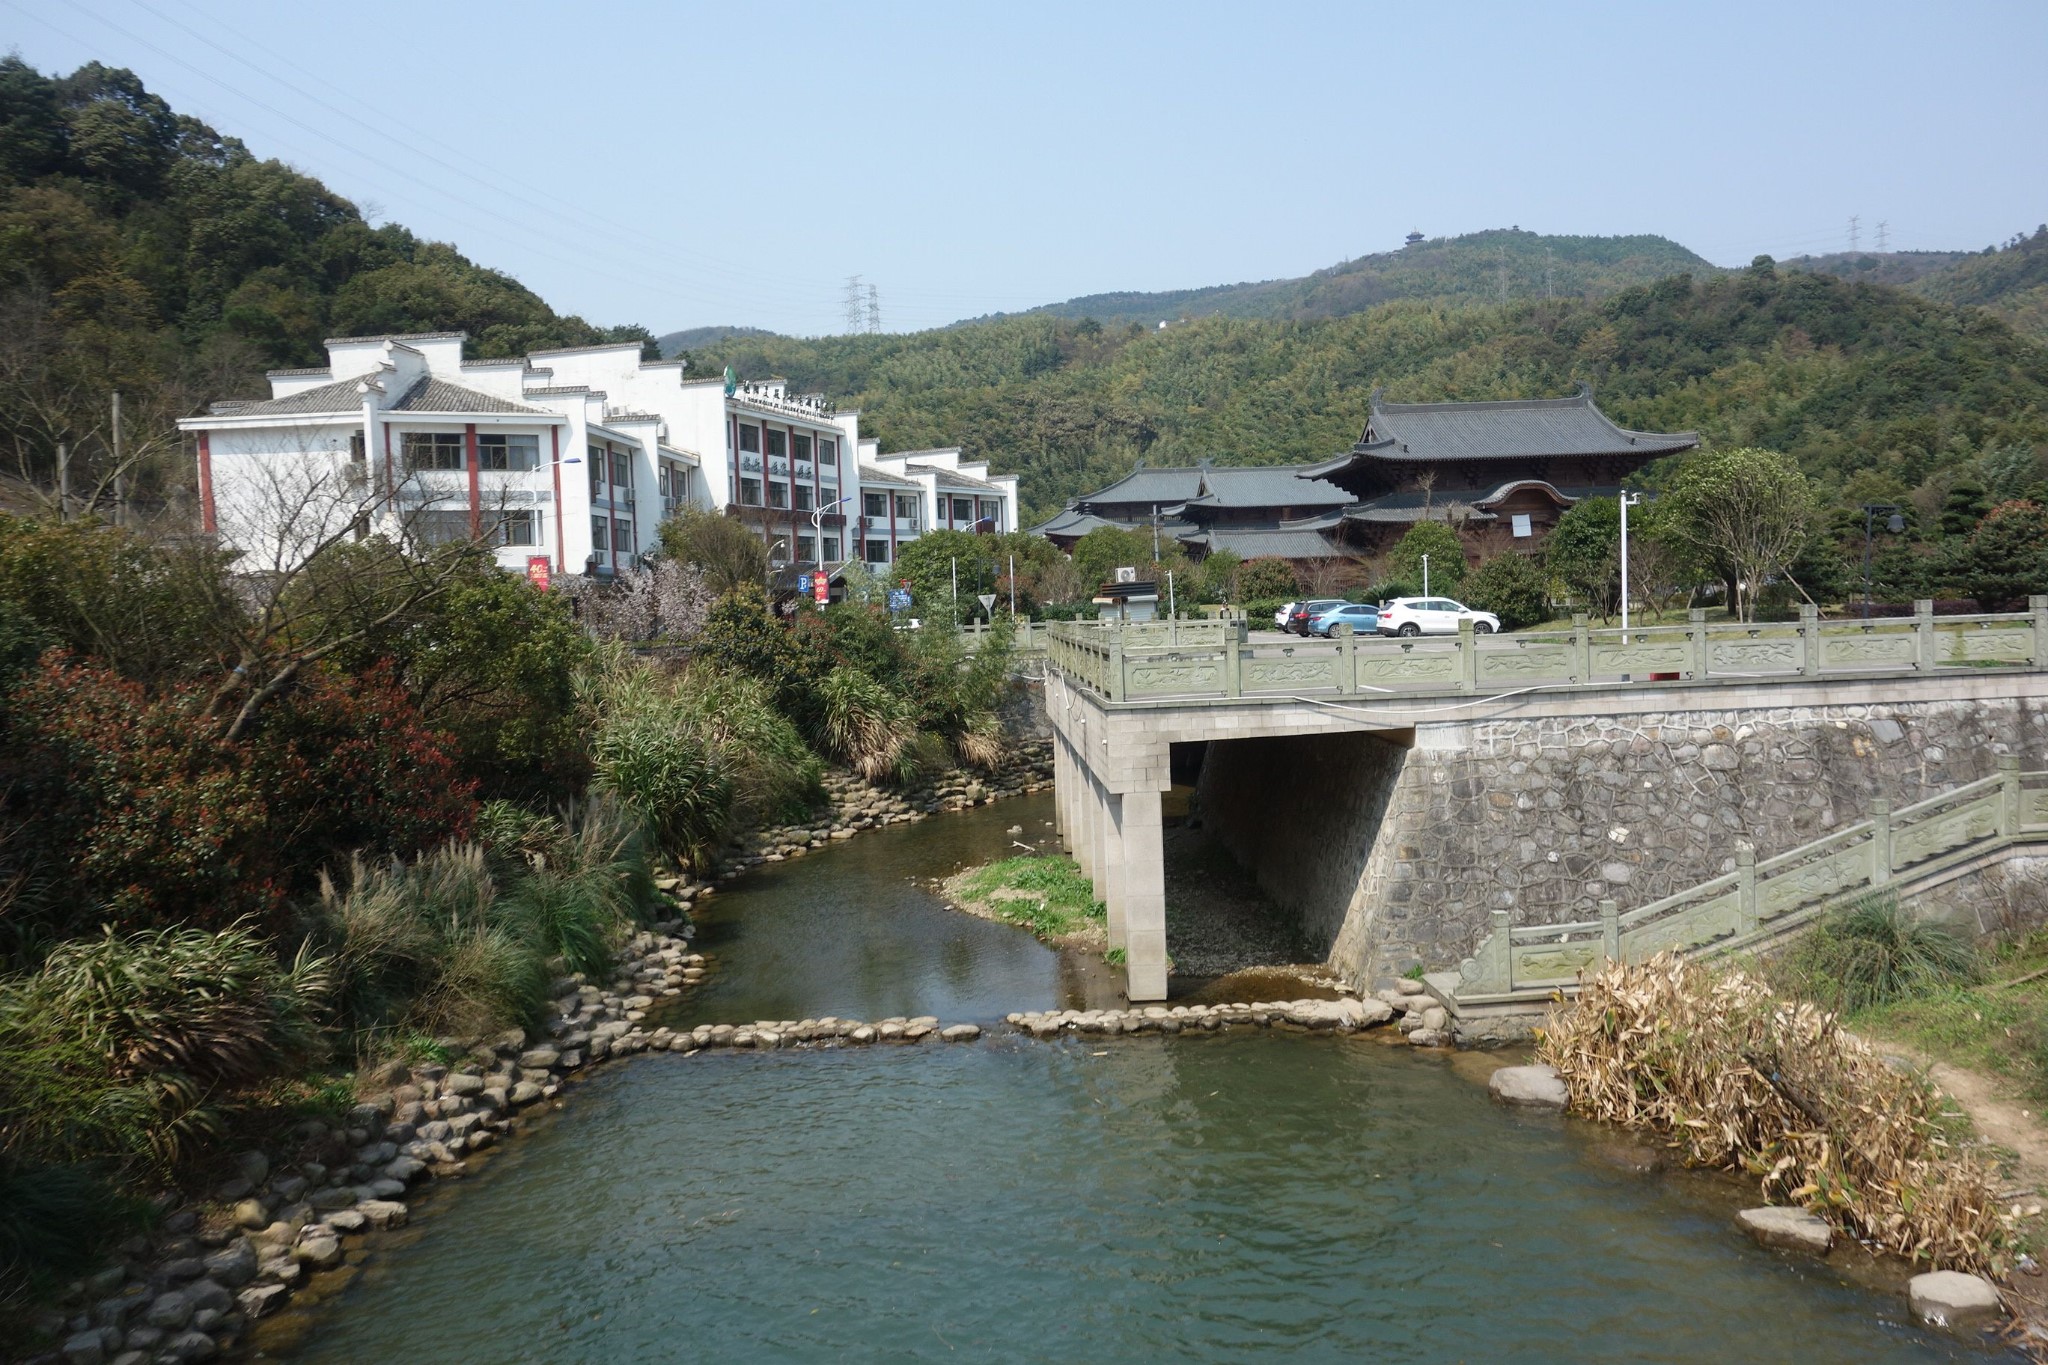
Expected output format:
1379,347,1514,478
179,332,1016,584
852,441,1020,569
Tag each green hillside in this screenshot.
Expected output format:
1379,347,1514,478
981,229,1716,327
0,59,652,506
1783,250,1973,288
680,261,2048,526
1911,226,2048,342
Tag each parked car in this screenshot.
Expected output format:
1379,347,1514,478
1309,603,1381,637
1274,601,1299,631
1285,598,1347,635
1376,596,1501,637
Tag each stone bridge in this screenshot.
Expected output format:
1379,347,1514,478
1046,602,2048,1002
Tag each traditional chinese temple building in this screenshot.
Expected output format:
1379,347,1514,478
1032,385,1698,566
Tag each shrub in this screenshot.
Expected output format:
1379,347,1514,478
1464,552,1550,629
1542,953,2013,1272
0,1160,141,1310
1236,557,1301,600
1776,893,1980,1013
1390,520,1465,594
590,712,732,868
814,667,916,783
657,506,767,597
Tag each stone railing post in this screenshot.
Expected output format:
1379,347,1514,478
2032,595,2048,669
1107,631,1126,704
1737,845,1759,934
1869,798,1892,886
1571,612,1592,685
2001,754,2023,838
1493,909,1515,992
1337,621,1357,695
1600,899,1620,964
1799,603,1820,677
1224,623,1244,698
1458,617,1477,693
1689,607,1709,680
1914,599,1936,671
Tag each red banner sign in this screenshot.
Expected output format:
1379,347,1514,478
814,572,829,603
525,556,552,591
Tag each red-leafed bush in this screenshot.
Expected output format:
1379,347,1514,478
0,652,475,945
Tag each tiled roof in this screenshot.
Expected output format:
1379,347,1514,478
908,462,999,492
1301,385,1698,477
389,376,548,415
1177,526,1342,559
220,376,366,416
1339,482,1619,525
857,464,922,489
1073,462,1351,513
265,366,333,378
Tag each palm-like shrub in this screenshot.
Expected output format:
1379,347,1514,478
1779,893,1980,1012
814,667,917,783
590,713,732,868
954,712,1004,773
669,671,822,822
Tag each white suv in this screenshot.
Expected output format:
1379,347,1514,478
1377,596,1500,637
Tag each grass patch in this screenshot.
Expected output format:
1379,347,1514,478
946,855,1106,943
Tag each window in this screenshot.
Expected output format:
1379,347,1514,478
589,446,605,496
492,510,538,546
797,534,816,563
740,477,762,505
612,518,632,551
591,516,609,553
1511,513,1533,538
738,424,760,453
793,485,812,512
866,539,890,564
657,467,670,497
793,434,811,461
863,492,887,519
610,452,630,487
823,535,840,561
819,439,836,464
952,497,973,523
402,431,464,472
478,433,539,471
768,481,789,509
765,429,786,458
894,494,918,525
411,509,471,545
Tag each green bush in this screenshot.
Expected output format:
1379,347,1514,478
1390,521,1465,593
1779,893,1980,1013
1464,552,1551,629
0,1160,141,1310
814,667,916,783
590,714,732,870
1237,557,1301,600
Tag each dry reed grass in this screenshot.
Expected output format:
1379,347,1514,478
1539,953,2017,1273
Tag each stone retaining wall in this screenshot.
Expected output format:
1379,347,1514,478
1190,694,2048,988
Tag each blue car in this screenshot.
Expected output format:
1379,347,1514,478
1309,603,1380,637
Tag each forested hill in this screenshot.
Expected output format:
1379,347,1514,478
679,261,2048,526
0,59,651,503
974,230,1716,327
1911,227,2048,341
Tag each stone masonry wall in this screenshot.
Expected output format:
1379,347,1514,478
1193,695,2048,989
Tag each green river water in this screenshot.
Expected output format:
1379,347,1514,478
274,793,1999,1363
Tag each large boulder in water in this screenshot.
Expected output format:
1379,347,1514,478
1488,1064,1567,1108
1735,1206,1832,1254
1908,1271,2003,1333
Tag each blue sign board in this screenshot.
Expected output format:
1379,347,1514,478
887,588,913,613
797,574,812,595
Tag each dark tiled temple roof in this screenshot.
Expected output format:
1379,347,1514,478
1176,526,1341,559
1299,385,1697,479
1340,482,1621,526
1074,461,1353,513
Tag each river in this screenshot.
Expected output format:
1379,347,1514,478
274,793,1995,1363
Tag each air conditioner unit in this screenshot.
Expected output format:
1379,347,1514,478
1114,566,1138,583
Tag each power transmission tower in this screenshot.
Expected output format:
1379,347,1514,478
1876,220,1890,252
1848,215,1860,253
843,275,864,334
865,283,881,334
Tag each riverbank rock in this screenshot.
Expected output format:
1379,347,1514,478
1488,1064,1568,1108
940,1023,982,1041
1735,1207,1833,1254
1907,1271,2003,1332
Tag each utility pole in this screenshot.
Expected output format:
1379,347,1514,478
1008,553,1016,617
1848,215,1861,253
1421,553,1430,597
843,276,864,334
55,442,69,521
1876,220,1890,252
1619,491,1642,632
111,390,124,526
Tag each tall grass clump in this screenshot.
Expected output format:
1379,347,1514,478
667,670,822,822
1775,892,1981,1012
1541,953,2014,1273
814,667,916,783
589,713,731,869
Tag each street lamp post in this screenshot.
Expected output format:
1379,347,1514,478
1861,503,1904,619
1619,491,1642,634
1421,553,1430,597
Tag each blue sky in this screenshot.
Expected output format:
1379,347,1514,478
7,0,2045,337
